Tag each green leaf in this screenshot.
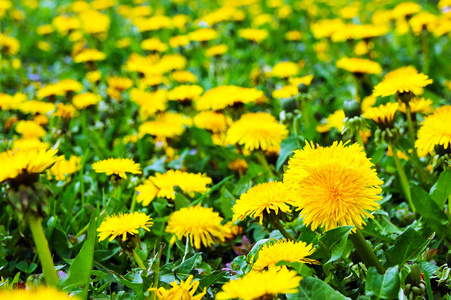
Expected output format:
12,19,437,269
430,169,451,209
167,148,189,170
219,187,236,219
276,135,299,171
365,266,400,300
191,127,214,147
174,193,190,210
173,253,202,274
198,271,227,289
317,226,353,273
287,276,350,299
60,215,96,295
385,227,433,267
411,185,450,235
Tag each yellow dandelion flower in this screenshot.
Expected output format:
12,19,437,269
135,179,159,206
79,10,111,34
363,102,398,128
171,70,197,83
166,205,226,249
0,286,72,300
252,239,318,272
195,86,264,111
74,49,106,63
398,97,433,115
228,158,248,174
168,85,204,102
0,34,20,55
316,109,345,133
150,169,212,200
216,267,302,300
415,105,451,156
92,158,142,179
206,44,228,57
97,212,153,242
0,148,61,183
336,57,382,75
288,75,314,87
225,112,288,151
238,28,269,43
373,66,433,97
270,61,300,78
151,275,206,300
0,92,27,110
86,70,102,83
17,100,54,115
141,38,168,52
232,181,296,225
37,24,54,35
285,30,302,41
272,85,298,99
283,141,382,231
48,155,81,181
12,138,49,151
169,35,190,48
392,1,421,19
54,103,77,120
73,92,101,109
189,28,218,42
107,76,133,91
193,111,231,133
138,112,188,139
130,89,167,118
16,120,46,139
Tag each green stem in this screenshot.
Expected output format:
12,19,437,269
390,143,415,213
300,96,310,128
272,215,295,241
350,229,385,275
137,138,145,168
405,104,415,142
132,248,146,269
130,192,137,212
256,151,274,178
421,30,429,75
28,216,59,286
355,131,364,148
353,75,360,102
152,246,162,300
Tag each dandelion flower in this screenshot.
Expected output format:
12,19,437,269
151,275,206,300
373,66,432,97
238,28,268,43
92,158,142,179
73,92,101,109
135,179,159,206
0,286,72,300
415,105,451,156
283,141,382,231
97,212,153,242
168,85,203,102
216,267,302,300
149,170,212,200
15,120,46,139
48,155,81,181
232,182,296,225
270,61,300,78
252,239,318,272
206,44,228,57
398,97,433,115
363,102,398,128
138,112,188,139
0,148,61,183
166,205,226,249
195,86,264,111
193,111,231,133
74,49,106,63
225,112,288,151
336,57,382,75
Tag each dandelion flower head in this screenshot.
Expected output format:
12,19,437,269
233,181,296,225
151,275,206,300
92,158,142,179
226,112,288,151
373,66,432,97
97,212,153,242
336,57,382,75
216,267,302,300
363,102,399,128
283,141,382,231
415,105,451,157
166,205,226,249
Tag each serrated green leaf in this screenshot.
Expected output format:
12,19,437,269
276,135,299,171
174,253,202,274
385,227,433,267
287,276,350,299
60,215,96,295
219,187,235,219
430,169,451,209
365,266,400,300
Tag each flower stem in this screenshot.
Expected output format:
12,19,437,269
257,151,274,178
355,131,364,148
132,248,146,269
390,143,415,213
272,215,295,241
28,216,59,286
350,229,385,275
405,104,415,142
130,192,137,212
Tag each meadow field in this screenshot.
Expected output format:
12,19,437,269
1,0,451,299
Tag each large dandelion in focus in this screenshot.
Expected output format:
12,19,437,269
284,141,382,231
